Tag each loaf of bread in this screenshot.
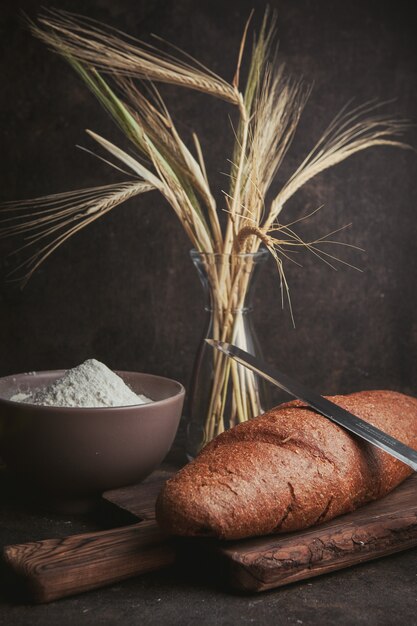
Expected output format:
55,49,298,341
156,390,417,540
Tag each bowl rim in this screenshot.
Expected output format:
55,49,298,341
0,369,185,412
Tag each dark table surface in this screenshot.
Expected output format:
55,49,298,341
1,461,416,626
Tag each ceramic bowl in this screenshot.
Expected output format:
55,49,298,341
0,370,184,512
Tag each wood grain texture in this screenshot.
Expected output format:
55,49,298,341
103,468,173,520
219,473,417,591
3,472,417,602
106,471,417,593
3,519,174,603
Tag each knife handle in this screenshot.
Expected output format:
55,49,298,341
3,520,175,603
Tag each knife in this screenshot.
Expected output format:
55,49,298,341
206,339,417,472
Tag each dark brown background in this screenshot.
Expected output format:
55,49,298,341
1,0,416,407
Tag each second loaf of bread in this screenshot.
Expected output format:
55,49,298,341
156,390,417,540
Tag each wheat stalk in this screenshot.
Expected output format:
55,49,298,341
265,100,412,227
237,67,310,243
0,180,153,283
31,9,239,105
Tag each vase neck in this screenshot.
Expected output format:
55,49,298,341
190,249,268,315
204,304,253,314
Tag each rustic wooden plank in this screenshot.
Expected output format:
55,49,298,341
4,472,417,602
3,520,175,603
103,467,171,520
103,471,417,592
219,473,417,591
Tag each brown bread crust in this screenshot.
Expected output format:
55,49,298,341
156,390,417,540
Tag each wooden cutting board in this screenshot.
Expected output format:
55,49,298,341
103,470,417,592
4,470,417,602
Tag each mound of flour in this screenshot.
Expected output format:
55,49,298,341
11,359,150,408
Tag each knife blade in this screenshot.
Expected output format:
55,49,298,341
206,339,417,472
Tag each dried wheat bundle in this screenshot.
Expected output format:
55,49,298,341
1,9,409,283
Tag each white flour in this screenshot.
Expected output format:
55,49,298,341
11,359,151,408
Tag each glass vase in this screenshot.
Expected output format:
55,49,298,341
186,248,270,459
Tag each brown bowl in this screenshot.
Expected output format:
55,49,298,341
0,370,184,512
